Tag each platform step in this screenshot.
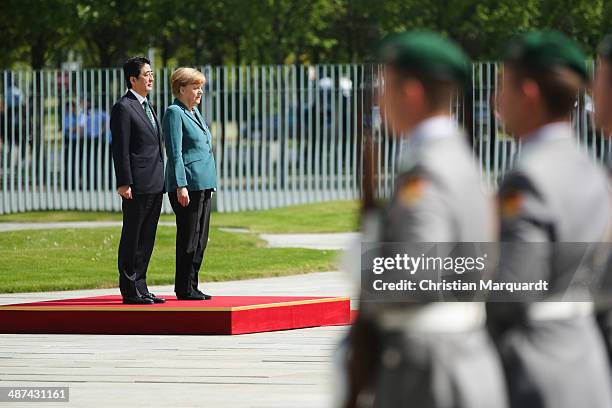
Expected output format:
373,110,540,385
0,295,351,335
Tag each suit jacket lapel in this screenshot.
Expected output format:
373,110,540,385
184,108,206,133
174,99,206,133
195,109,212,145
125,92,157,136
194,109,211,143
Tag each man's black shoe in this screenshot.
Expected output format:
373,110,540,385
143,293,166,303
123,295,154,305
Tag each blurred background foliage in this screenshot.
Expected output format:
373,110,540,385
1,0,611,69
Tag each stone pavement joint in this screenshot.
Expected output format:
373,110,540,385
0,271,357,407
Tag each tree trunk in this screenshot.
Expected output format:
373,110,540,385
30,36,47,70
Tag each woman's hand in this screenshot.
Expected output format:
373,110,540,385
177,187,190,207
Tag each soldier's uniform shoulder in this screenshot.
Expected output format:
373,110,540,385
393,165,441,209
499,171,543,218
383,164,453,242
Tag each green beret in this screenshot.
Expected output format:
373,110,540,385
503,30,588,80
597,34,612,63
378,31,470,84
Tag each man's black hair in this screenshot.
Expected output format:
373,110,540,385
123,56,151,89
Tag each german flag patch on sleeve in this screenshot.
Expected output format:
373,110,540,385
398,175,427,207
499,189,524,218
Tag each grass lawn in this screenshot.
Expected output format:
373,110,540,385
0,200,360,233
0,200,359,293
0,226,339,293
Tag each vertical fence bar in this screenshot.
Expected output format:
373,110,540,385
16,71,23,212
314,65,321,202
282,65,288,206
245,65,253,209
253,65,261,209
59,70,66,209
25,71,32,210
338,64,345,198
237,66,244,210
298,65,306,203
328,65,336,201
322,65,330,201
0,63,609,215
33,71,40,210
51,69,58,210
290,64,298,205
222,66,229,211
1,72,7,213
214,66,224,212
352,64,358,199
262,65,270,209
9,71,16,212
276,65,283,207
269,66,276,208
307,65,314,202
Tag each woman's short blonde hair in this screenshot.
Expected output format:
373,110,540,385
171,67,206,98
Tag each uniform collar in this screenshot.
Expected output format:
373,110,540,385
521,121,573,149
406,115,458,147
396,115,459,174
129,89,148,105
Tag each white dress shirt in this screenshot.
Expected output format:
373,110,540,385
129,89,148,107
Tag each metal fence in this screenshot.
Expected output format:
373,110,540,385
0,63,610,215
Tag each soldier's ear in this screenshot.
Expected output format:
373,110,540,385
521,79,540,101
402,78,424,100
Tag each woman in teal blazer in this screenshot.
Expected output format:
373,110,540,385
163,67,217,301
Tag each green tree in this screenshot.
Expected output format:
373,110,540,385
76,0,156,67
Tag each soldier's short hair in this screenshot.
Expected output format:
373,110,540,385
506,63,584,118
503,31,587,118
393,67,457,111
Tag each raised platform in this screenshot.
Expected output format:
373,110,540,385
0,295,351,335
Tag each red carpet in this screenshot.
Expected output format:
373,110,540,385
0,295,351,335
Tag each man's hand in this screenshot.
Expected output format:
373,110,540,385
177,187,190,207
118,185,132,199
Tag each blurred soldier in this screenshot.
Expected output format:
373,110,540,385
343,31,507,408
594,34,612,174
591,34,612,361
492,31,612,408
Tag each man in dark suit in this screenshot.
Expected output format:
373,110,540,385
110,56,166,305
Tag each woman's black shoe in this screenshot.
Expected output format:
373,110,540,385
123,295,154,305
176,291,212,300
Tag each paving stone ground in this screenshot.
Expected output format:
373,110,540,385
0,272,357,408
